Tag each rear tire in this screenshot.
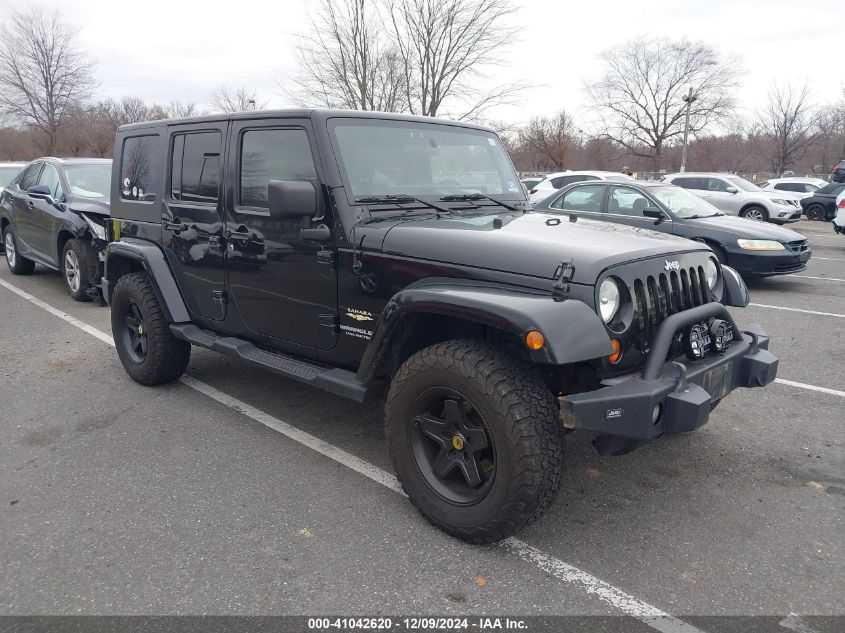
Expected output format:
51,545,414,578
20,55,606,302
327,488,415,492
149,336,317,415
111,272,190,386
740,205,769,222
61,239,95,302
385,339,565,543
804,204,825,221
3,226,35,275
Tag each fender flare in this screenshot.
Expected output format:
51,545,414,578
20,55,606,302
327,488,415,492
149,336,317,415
104,238,190,323
356,278,614,382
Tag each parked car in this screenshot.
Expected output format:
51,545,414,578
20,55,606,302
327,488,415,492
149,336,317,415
757,177,828,199
834,189,845,235
0,157,112,301
831,160,845,183
662,172,802,224
520,177,544,191
0,162,25,194
533,180,811,278
103,109,775,543
528,170,630,203
800,182,845,221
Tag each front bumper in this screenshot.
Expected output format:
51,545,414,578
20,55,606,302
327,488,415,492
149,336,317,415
726,246,811,277
770,205,802,223
560,303,777,442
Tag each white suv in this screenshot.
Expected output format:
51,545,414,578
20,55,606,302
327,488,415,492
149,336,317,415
757,177,828,199
663,172,802,224
528,170,630,203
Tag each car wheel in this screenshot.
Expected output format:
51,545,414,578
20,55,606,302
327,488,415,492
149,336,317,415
385,339,565,543
805,204,825,221
740,205,769,222
3,227,36,275
61,239,95,302
111,272,191,386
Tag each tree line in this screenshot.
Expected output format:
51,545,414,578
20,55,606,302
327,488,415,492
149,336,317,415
1,3,842,179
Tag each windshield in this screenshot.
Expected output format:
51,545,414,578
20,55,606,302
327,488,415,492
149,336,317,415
650,185,723,219
64,164,112,200
329,119,522,200
727,176,760,192
0,166,22,187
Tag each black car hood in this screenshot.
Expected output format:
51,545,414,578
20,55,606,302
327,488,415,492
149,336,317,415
68,197,111,218
372,212,707,284
683,214,804,241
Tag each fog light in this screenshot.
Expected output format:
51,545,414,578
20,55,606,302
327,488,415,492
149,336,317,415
709,319,734,353
683,322,712,360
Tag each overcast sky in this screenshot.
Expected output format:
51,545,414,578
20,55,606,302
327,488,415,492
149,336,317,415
2,0,840,127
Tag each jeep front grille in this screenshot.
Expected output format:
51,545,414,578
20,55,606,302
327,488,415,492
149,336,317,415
631,266,710,351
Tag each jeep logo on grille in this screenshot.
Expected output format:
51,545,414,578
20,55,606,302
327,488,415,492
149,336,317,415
664,259,681,271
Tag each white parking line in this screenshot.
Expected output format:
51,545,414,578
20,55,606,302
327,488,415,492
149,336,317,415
793,275,845,283
6,278,845,629
749,303,845,319
0,276,707,632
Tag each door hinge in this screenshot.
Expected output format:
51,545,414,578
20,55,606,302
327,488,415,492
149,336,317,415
319,313,339,333
316,249,336,268
552,259,575,302
212,290,228,318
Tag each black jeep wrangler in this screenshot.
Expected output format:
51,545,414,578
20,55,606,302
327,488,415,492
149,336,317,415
104,110,778,543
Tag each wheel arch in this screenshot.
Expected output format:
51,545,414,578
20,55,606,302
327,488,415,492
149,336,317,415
105,238,190,323
356,278,614,383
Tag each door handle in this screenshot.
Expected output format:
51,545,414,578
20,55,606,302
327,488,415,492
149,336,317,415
163,220,189,232
224,226,252,240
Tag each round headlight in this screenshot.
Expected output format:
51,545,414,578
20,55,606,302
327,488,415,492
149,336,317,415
598,278,620,323
705,258,718,290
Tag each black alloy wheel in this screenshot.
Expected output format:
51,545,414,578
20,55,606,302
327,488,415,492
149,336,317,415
123,299,148,363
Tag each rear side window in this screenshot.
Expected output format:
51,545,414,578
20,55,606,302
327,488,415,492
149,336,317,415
120,135,158,202
239,128,317,209
170,131,222,204
550,184,605,212
18,163,42,190
672,177,706,190
774,183,803,192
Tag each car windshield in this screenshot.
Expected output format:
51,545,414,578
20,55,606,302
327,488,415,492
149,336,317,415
0,166,22,186
64,164,112,200
329,119,522,200
650,185,723,219
727,176,760,192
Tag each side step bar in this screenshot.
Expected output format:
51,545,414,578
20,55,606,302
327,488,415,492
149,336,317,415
170,323,378,403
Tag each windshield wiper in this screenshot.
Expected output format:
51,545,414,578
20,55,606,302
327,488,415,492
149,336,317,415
355,194,453,214
439,193,519,212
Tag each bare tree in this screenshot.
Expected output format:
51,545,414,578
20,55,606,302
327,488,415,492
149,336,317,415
0,7,95,153
386,0,522,119
164,100,199,119
517,111,578,171
208,85,265,113
586,37,741,170
757,82,819,176
289,0,405,112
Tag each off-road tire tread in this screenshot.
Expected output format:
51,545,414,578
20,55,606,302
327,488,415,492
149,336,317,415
385,339,565,544
112,272,190,385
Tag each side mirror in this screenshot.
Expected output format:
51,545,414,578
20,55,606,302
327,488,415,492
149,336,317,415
643,206,667,220
726,186,738,194
268,180,319,219
27,184,56,206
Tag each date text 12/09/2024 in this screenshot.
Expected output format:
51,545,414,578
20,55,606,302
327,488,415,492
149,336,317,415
307,617,529,630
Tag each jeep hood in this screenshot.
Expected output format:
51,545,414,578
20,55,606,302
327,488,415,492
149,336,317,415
374,212,707,284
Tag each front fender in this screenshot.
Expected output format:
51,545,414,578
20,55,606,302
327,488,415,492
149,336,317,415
104,238,190,322
357,278,613,382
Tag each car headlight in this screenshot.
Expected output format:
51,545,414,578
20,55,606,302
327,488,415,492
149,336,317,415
598,278,620,323
705,258,718,289
737,239,785,251
81,213,106,241
771,199,791,206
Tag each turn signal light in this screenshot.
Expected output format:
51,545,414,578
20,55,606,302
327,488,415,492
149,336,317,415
608,339,622,364
525,330,545,350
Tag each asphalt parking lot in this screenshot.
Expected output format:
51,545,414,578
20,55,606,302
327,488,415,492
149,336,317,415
1,220,843,628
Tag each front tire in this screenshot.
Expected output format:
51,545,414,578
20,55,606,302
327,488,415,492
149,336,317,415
61,239,95,302
740,205,769,222
4,227,36,275
111,272,190,386
385,340,565,543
